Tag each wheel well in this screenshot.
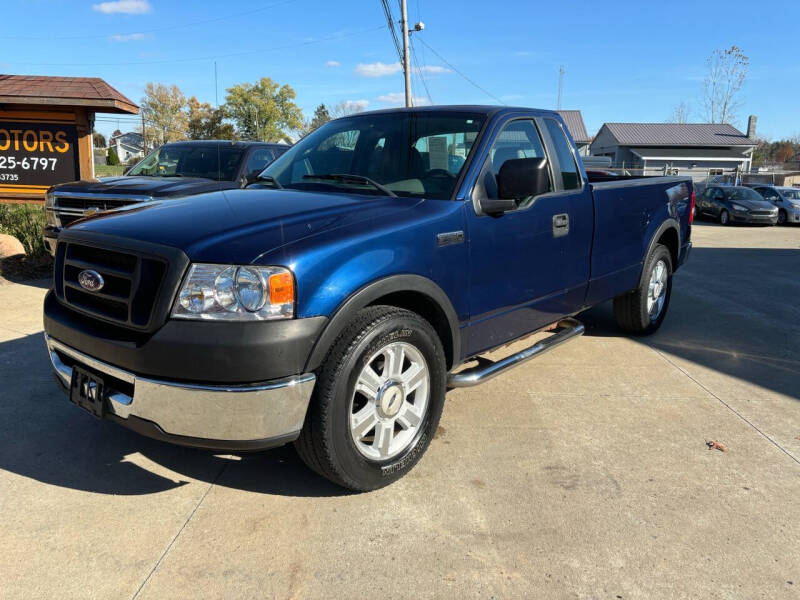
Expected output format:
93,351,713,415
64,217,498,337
367,291,455,369
657,227,679,268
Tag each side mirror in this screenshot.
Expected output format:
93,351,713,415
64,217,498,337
123,166,132,176
497,157,550,204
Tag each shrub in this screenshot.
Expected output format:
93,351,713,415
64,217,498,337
0,203,48,258
107,147,120,166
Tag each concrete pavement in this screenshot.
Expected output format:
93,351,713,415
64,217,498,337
1,222,798,599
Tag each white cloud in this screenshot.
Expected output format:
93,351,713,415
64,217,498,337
418,65,451,75
92,0,152,15
355,62,402,77
108,32,147,42
325,60,341,68
376,92,430,106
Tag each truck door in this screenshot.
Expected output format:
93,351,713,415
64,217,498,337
463,116,593,357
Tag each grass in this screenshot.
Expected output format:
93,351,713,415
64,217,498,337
95,164,126,177
0,203,53,280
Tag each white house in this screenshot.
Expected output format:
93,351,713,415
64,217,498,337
109,131,145,163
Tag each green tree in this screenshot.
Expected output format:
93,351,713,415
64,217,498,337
310,103,331,129
187,97,236,140
141,82,188,145
224,77,303,141
92,130,106,148
107,147,120,166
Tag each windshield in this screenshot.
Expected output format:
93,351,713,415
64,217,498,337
128,144,246,181
779,188,800,200
725,188,762,202
261,111,485,199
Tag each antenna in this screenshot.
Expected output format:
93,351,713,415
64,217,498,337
557,65,564,110
214,61,219,107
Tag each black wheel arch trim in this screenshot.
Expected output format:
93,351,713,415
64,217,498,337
304,274,461,372
641,218,681,281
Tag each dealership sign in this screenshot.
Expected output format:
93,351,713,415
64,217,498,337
0,122,79,188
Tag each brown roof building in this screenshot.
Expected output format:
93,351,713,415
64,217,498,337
0,74,138,203
0,75,138,114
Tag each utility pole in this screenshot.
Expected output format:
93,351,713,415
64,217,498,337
557,65,564,110
141,112,146,152
400,0,412,107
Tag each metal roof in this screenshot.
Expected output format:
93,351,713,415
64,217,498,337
600,122,756,147
630,147,752,160
0,74,138,114
557,110,590,144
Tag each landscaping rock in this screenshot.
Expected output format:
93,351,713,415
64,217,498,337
0,234,26,259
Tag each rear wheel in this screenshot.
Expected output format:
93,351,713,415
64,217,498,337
613,244,673,335
295,306,446,491
719,209,730,225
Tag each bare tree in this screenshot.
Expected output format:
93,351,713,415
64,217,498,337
702,46,749,124
668,102,690,124
329,100,368,119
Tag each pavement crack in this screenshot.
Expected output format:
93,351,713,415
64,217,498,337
131,461,228,600
650,345,800,467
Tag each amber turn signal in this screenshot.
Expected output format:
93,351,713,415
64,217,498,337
269,271,294,305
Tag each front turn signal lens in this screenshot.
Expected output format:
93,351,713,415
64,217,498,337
269,271,294,305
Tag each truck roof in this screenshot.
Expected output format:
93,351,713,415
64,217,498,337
338,104,559,119
161,140,289,148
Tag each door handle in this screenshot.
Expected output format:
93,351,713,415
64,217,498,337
552,213,569,237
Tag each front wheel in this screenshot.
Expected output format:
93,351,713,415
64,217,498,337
295,306,446,491
719,209,730,225
777,210,787,225
613,244,673,335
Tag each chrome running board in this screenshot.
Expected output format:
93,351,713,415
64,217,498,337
447,318,585,388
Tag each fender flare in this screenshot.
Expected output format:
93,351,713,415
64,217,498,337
640,218,681,283
304,274,461,372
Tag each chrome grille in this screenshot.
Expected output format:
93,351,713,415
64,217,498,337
52,192,151,228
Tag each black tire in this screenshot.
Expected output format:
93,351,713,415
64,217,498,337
778,210,787,225
613,244,673,335
294,306,446,491
719,209,730,225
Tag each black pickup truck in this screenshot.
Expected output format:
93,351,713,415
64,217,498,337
43,140,289,255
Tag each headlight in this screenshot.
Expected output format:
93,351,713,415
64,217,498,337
172,264,295,321
45,187,55,207
730,203,748,212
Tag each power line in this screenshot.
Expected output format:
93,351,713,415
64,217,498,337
5,25,387,67
409,39,433,104
414,37,505,106
379,0,403,63
0,0,298,41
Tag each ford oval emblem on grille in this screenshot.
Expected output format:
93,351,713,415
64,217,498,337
78,270,104,292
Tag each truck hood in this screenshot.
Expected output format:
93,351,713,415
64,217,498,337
67,188,420,263
54,176,230,198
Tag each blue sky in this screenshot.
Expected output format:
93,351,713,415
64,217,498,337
2,0,798,141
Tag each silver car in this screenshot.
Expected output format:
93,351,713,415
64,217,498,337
753,186,800,225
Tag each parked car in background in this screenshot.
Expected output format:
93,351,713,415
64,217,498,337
752,186,800,225
43,140,289,255
695,185,778,225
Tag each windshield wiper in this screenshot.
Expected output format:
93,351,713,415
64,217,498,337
302,173,397,197
255,174,283,189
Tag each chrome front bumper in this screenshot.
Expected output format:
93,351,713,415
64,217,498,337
45,334,316,446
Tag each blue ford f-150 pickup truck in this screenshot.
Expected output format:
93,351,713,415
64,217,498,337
43,106,693,491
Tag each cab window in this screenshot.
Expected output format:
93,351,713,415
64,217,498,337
543,118,581,190
475,119,551,209
245,149,276,176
